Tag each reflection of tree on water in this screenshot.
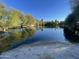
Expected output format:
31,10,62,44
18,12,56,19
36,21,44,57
64,28,79,43
40,27,43,31
0,29,36,54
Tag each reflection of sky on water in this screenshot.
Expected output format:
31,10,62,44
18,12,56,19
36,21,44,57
31,28,66,42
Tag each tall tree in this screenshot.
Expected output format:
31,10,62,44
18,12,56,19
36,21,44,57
8,10,22,28
70,0,79,10
65,0,79,28
24,14,37,26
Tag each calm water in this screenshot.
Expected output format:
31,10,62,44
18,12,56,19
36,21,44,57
27,28,66,43
0,28,79,53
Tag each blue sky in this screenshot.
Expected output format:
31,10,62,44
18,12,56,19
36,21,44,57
0,0,71,21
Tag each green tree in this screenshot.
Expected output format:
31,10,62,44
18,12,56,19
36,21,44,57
8,10,22,28
65,0,79,29
0,4,38,30
24,14,37,27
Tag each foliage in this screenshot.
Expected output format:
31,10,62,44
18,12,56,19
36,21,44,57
8,10,22,28
24,14,37,26
44,20,59,28
65,0,79,29
0,4,38,30
70,0,79,10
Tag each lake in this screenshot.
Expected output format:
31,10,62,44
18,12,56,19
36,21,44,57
0,28,78,53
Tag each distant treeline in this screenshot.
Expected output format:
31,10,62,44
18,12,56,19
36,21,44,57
43,20,64,28
44,20,59,28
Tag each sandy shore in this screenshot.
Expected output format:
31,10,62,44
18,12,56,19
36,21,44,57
0,41,79,59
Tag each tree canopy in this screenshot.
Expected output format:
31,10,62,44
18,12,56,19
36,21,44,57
0,4,38,29
65,0,79,27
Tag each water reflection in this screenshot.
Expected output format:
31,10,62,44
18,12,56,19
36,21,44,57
0,29,36,53
1,27,79,54
64,28,79,43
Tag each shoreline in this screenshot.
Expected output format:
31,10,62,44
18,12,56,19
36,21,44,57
0,41,79,59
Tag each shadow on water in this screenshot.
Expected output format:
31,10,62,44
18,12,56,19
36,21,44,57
0,29,36,54
64,28,79,43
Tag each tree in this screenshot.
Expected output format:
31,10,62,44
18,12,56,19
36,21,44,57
24,14,37,27
70,0,79,10
8,10,22,28
65,0,79,29
0,4,38,30
0,4,5,9
0,4,10,30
